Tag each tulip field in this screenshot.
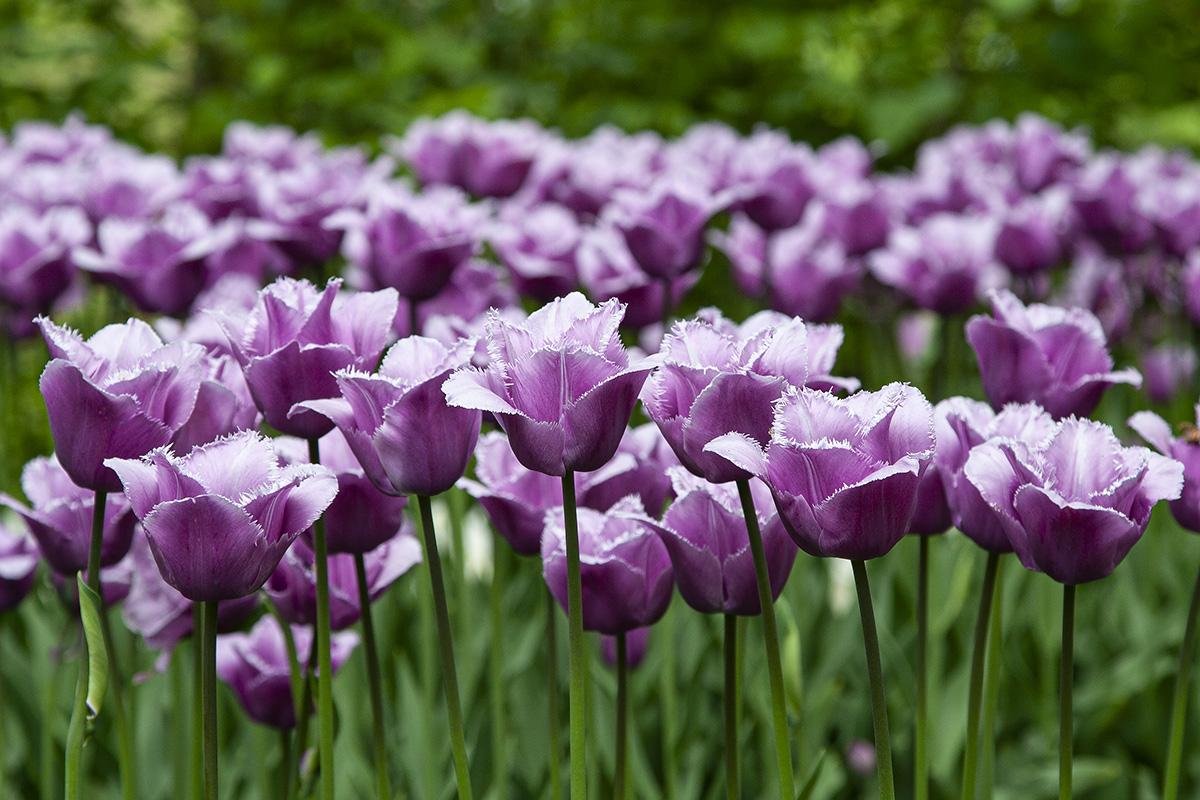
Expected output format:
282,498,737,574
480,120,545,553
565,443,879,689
3,111,1200,800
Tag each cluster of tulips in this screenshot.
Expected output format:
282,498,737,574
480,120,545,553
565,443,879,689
1,111,1200,800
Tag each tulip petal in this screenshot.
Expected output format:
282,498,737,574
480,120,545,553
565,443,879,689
1012,486,1141,584
809,462,922,559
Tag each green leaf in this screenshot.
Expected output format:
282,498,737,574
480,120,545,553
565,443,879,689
796,748,827,800
76,574,107,719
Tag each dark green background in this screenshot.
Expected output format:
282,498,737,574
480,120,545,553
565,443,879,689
1,0,1198,162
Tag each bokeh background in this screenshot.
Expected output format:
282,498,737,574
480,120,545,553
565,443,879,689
2,0,1198,163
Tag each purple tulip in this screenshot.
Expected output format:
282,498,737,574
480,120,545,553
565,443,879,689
332,183,486,301
518,127,663,218
0,454,137,575
169,353,261,453
443,293,654,476
265,532,421,630
993,190,1072,274
963,417,1182,584
542,496,674,635
706,383,934,560
659,468,797,615
1129,408,1200,533
393,111,546,198
105,431,338,602
713,213,863,322
0,204,89,314
409,260,520,343
601,626,651,669
275,431,412,554
604,178,721,279
0,520,39,612
727,130,816,231
869,214,1005,315
214,277,399,439
36,316,208,492
462,425,678,556
965,289,1142,418
576,226,699,329
217,615,359,729
1072,155,1154,253
299,335,481,497
933,398,1058,552
1012,113,1090,193
641,309,858,484
123,532,259,657
1140,343,1197,405
74,202,217,316
488,203,581,301
907,464,953,536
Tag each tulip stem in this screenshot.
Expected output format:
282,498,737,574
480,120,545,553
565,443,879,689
660,606,677,800
851,559,895,800
980,562,1004,800
417,494,474,800
615,632,628,800
64,491,107,800
736,479,796,800
202,601,219,800
307,437,336,800
724,613,740,800
491,545,508,800
1164,559,1200,800
546,586,563,800
267,599,304,739
1060,584,1075,800
42,638,60,800
915,537,929,800
354,553,391,800
192,606,205,800
562,472,588,800
291,649,316,800
101,606,135,800
961,552,1000,800
279,729,293,800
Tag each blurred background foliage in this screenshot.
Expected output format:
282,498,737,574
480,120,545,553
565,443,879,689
1,0,1198,163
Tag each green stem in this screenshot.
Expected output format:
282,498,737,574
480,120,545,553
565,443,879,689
1060,584,1075,800
724,614,740,800
173,648,189,800
354,553,391,800
490,545,508,800
563,472,588,800
279,729,294,800
961,552,1000,800
546,586,563,800
64,492,107,799
736,479,795,800
851,559,895,800
449,488,468,645
660,606,677,800
291,648,316,800
916,537,929,800
101,607,135,800
615,633,628,800
417,494,474,800
1164,560,1200,800
42,640,59,800
307,437,335,800
267,600,303,737
192,606,204,800
202,601,219,800
980,557,1005,800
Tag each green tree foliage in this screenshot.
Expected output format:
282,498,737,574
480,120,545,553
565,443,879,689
1,0,1198,161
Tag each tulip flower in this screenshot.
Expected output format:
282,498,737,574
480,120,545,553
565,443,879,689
0,520,38,613
965,289,1142,418
214,276,398,440
0,204,89,323
488,203,581,301
1129,407,1200,800
709,382,935,800
0,454,137,575
576,225,699,328
106,430,337,800
105,431,338,602
216,615,359,730
604,177,722,280
642,308,857,485
265,533,421,630
543,497,674,800
964,417,1181,798
36,316,208,493
659,468,796,616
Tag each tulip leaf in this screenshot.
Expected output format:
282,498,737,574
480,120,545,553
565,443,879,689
796,748,827,800
77,574,108,718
